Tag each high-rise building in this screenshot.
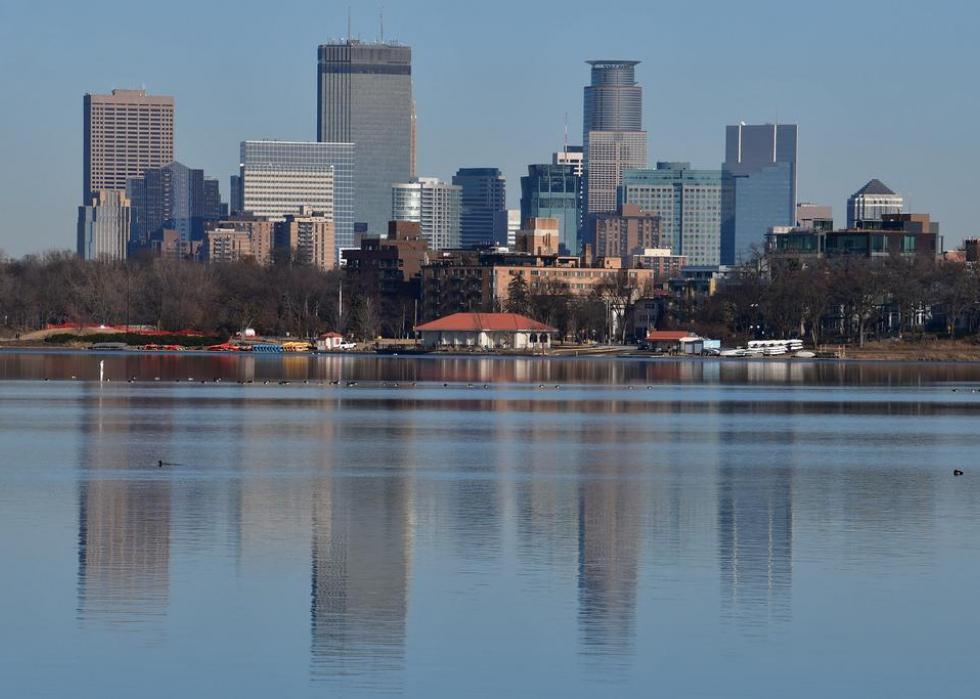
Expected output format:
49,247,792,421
274,207,336,270
493,209,520,249
77,190,132,260
452,168,507,249
553,146,584,177
583,61,647,238
846,180,903,228
620,163,722,266
796,202,833,230
239,140,353,258
594,204,664,259
721,123,798,265
520,164,582,255
317,41,413,237
83,89,174,202
127,161,225,245
391,177,461,250
229,175,243,216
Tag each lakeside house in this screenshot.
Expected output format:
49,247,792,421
316,332,344,352
414,312,556,350
642,330,703,353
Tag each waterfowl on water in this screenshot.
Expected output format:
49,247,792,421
954,469,965,476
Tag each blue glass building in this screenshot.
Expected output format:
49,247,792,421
520,164,582,255
452,168,506,249
127,161,225,245
720,124,797,265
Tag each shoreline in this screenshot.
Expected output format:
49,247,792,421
3,342,980,364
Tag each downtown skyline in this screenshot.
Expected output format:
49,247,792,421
0,0,977,256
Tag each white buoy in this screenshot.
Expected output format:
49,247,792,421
99,360,104,383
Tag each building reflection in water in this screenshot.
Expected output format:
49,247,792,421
310,474,413,687
577,464,643,660
76,386,171,627
717,457,793,626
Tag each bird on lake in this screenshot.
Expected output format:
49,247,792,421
954,469,965,476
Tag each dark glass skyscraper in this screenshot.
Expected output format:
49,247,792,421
720,124,797,265
520,164,581,255
317,41,413,238
452,168,506,249
127,161,225,245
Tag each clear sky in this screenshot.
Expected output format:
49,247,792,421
0,0,976,256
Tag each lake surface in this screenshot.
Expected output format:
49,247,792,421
1,351,979,697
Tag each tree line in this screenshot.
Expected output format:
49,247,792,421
2,250,978,346
678,255,980,346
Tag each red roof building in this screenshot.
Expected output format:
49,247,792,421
414,313,556,351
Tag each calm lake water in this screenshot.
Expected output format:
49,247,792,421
1,350,979,697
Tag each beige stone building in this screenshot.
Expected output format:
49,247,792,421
83,89,174,199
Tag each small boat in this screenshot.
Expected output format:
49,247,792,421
795,350,816,359
90,342,128,351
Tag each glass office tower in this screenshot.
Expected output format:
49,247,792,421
317,41,413,238
452,168,506,249
720,123,797,265
127,161,225,244
391,177,461,251
621,163,722,266
239,140,354,257
520,164,582,255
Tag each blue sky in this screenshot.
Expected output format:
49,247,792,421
0,0,976,256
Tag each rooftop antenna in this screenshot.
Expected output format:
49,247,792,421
563,112,568,156
347,6,352,42
380,4,384,42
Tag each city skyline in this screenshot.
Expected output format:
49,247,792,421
0,0,978,256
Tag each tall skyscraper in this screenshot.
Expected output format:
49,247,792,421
127,161,225,245
521,164,582,255
83,89,174,202
452,168,506,249
77,190,132,260
846,180,903,228
582,61,647,242
391,177,461,250
317,41,413,237
239,140,353,256
621,162,722,266
721,123,798,265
